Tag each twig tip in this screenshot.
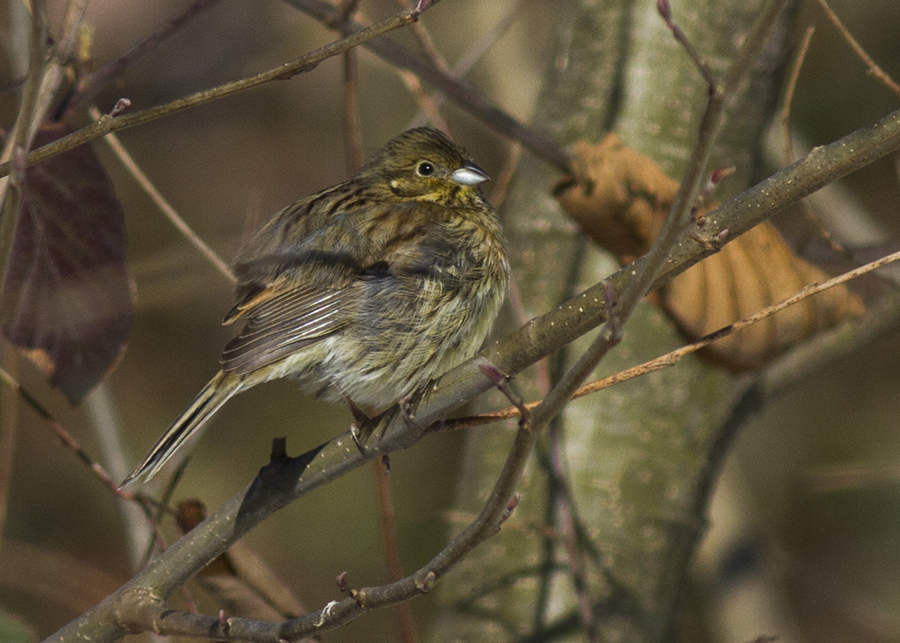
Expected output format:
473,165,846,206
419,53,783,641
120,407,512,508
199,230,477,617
657,0,672,21
109,98,132,117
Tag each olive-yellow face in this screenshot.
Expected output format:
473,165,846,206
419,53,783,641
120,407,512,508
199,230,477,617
364,128,490,204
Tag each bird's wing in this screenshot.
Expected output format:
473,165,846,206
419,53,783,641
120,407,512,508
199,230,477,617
220,274,354,375
218,197,444,375
218,186,377,375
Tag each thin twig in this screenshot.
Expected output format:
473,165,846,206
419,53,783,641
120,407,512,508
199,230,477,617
44,97,900,643
342,50,365,172
79,213,898,643
488,140,522,208
617,0,791,326
0,2,443,179
444,246,900,431
336,5,416,638
397,69,450,131
780,26,815,166
0,368,179,525
0,0,49,296
283,0,571,171
548,422,596,639
65,0,226,115
780,27,855,259
87,105,235,282
493,8,795,577
657,0,716,87
407,0,528,129
0,366,131,498
815,0,900,99
371,457,419,643
395,0,451,73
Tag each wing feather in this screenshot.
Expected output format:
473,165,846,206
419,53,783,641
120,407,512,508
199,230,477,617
218,196,451,377
220,281,352,375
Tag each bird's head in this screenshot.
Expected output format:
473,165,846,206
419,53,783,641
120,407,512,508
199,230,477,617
363,127,490,206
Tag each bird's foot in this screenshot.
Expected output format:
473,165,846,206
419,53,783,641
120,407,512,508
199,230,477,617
399,396,415,426
343,395,372,452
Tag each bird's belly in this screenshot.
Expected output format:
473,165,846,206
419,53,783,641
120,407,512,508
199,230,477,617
313,278,503,410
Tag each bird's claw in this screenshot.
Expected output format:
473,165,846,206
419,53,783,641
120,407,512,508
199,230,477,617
399,396,415,426
350,421,366,452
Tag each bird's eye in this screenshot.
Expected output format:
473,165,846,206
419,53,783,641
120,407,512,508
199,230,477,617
416,161,435,177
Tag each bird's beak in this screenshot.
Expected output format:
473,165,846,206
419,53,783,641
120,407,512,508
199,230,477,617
451,161,490,186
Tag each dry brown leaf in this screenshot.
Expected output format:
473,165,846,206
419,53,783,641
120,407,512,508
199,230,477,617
554,134,864,371
555,134,677,262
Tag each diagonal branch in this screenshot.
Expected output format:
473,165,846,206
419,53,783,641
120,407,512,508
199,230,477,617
282,0,571,171
44,97,900,643
87,105,235,282
64,0,226,114
0,1,442,180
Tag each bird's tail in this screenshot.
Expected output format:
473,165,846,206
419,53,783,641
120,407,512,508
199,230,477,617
120,371,242,489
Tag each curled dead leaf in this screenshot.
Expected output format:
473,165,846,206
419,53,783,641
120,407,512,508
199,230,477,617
554,134,677,262
554,134,864,371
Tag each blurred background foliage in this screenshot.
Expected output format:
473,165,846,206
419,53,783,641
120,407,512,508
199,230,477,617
1,0,899,641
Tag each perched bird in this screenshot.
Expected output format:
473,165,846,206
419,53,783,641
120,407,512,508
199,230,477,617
122,127,509,487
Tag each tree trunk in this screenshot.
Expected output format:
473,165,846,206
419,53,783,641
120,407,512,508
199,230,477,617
427,1,793,641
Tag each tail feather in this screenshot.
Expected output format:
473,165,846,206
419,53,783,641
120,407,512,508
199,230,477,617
120,372,242,488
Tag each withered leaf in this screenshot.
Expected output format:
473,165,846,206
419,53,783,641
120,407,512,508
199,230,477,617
662,224,865,370
555,134,864,371
0,123,134,403
555,134,677,262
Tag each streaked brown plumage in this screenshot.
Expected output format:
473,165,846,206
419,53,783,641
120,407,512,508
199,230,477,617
122,127,509,487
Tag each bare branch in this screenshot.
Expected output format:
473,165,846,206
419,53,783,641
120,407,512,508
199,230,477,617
0,2,442,179
283,0,571,171
65,0,226,114
446,246,900,430
815,0,900,99
87,105,236,282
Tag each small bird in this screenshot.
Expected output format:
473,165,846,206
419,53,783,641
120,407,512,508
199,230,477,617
122,127,509,487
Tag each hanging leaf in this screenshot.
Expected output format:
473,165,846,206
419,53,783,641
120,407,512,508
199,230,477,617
554,134,864,371
0,123,134,403
554,134,677,262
